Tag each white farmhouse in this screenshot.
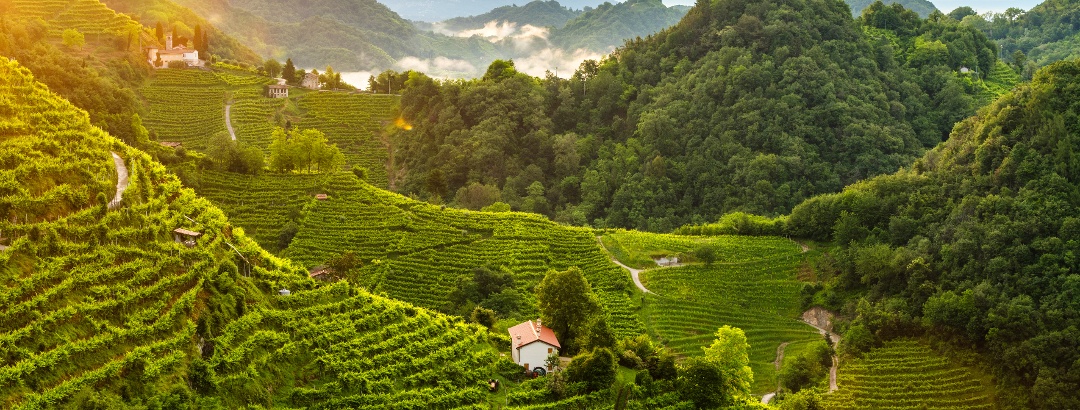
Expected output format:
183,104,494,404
508,319,560,373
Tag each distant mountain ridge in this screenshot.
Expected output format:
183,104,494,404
428,0,584,33
846,0,938,18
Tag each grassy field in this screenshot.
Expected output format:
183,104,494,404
821,339,996,409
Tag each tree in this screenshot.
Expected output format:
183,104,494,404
283,58,297,85
679,357,727,408
264,59,282,79
130,114,150,146
470,306,497,329
62,29,84,49
268,127,343,173
693,244,718,265
193,25,202,53
155,22,164,43
535,267,604,354
702,325,754,401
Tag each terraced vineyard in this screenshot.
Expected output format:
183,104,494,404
194,170,327,249
0,57,507,408
822,339,995,410
630,233,820,393
278,176,645,336
295,92,395,187
975,61,1022,107
141,70,228,150
142,69,394,186
11,0,141,37
601,229,799,269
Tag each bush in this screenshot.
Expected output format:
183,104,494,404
565,347,616,393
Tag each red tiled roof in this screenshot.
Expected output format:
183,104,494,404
157,47,193,55
315,194,329,200
508,320,560,350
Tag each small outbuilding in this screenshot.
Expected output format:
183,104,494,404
508,319,560,374
315,194,329,200
267,84,289,98
278,288,291,296
159,141,182,149
309,266,335,282
655,256,680,267
172,228,202,248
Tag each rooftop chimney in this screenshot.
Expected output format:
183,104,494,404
536,318,542,333
166,34,173,50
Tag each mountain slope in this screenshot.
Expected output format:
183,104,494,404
549,0,688,51
974,0,1080,74
428,0,583,33
788,59,1080,408
0,56,503,408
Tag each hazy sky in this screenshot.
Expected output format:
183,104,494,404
660,1,1045,14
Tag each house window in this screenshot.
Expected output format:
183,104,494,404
548,348,553,353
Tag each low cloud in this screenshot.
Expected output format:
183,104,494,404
513,47,605,78
397,56,478,76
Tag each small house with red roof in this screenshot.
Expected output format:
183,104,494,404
508,319,560,373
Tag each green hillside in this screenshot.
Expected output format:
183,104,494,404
822,339,995,409
971,0,1080,74
0,55,509,408
394,0,997,231
140,67,393,186
599,231,822,393
549,0,688,51
787,59,1080,408
287,177,646,336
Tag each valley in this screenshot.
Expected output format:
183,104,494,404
3,0,1080,408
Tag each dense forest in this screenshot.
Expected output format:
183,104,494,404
390,0,998,231
957,0,1080,76
780,59,1080,409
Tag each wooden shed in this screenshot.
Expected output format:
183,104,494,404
172,228,202,248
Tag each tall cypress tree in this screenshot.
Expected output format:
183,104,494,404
155,22,164,44
193,25,202,53
283,58,296,85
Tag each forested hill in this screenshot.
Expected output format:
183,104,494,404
964,0,1080,76
392,0,998,231
787,59,1080,408
845,0,937,18
549,0,689,51
431,0,583,33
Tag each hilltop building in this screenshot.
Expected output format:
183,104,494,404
302,72,320,89
147,34,200,68
508,319,560,373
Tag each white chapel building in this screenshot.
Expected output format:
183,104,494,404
147,34,200,68
508,319,560,372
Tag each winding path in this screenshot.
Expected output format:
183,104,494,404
225,101,236,141
596,236,653,294
761,342,791,404
108,152,128,209
801,308,841,392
